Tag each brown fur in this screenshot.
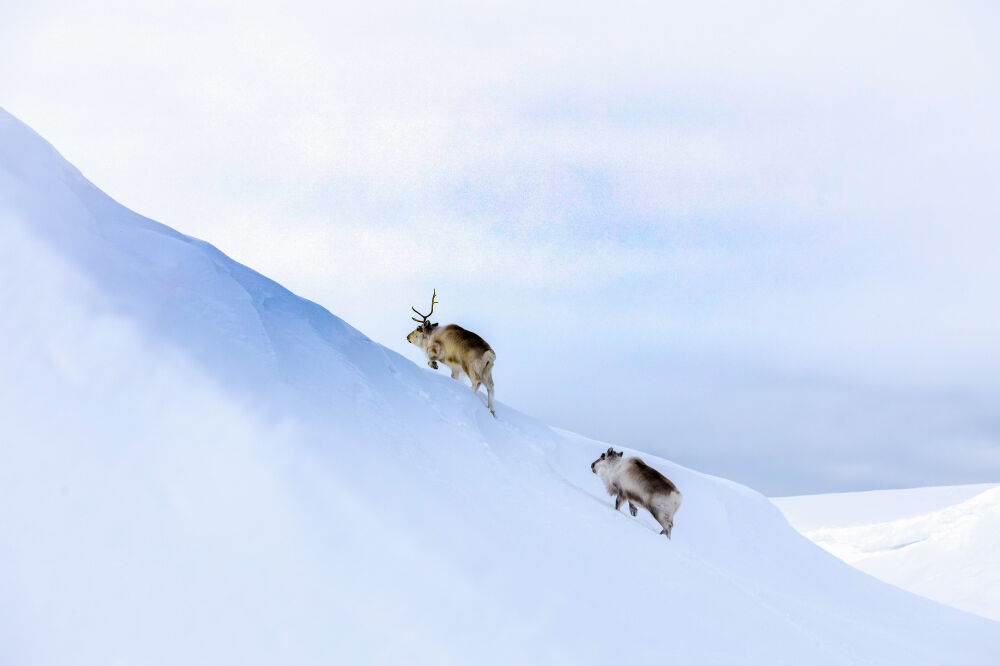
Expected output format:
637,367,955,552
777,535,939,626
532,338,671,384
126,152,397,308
627,458,679,497
407,322,497,416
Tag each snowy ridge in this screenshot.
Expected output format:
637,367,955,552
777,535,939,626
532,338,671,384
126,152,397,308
777,485,1000,622
1,107,998,665
773,483,999,531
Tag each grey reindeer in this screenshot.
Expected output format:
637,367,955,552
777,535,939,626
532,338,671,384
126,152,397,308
591,448,682,538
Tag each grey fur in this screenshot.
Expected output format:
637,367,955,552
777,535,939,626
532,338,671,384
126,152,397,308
591,447,682,538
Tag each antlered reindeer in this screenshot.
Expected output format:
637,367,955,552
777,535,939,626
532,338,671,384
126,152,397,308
406,289,497,416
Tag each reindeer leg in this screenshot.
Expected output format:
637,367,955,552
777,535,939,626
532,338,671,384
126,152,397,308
427,343,442,370
483,363,496,417
629,502,638,517
614,494,625,511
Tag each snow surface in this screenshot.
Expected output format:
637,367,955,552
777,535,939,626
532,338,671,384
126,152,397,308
1,106,998,664
774,485,1000,623
773,483,999,531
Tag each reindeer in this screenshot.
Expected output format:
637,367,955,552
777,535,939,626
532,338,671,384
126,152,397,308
406,289,497,416
591,448,682,538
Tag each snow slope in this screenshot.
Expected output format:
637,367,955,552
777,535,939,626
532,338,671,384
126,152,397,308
1,106,998,665
773,483,998,531
774,485,1000,623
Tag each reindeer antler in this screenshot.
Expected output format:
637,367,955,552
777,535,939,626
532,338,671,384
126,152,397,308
411,288,439,324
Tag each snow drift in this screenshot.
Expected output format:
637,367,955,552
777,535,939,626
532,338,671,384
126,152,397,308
1,107,998,665
775,485,1000,623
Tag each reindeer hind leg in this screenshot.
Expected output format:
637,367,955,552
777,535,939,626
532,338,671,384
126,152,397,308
483,361,495,416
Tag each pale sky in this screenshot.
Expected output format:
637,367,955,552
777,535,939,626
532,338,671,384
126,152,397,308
3,0,999,494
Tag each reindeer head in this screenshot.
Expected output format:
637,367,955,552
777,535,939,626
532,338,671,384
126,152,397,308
406,289,440,348
591,447,624,474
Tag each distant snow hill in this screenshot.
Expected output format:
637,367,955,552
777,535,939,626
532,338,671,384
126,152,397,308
773,484,1000,623
1,106,997,665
